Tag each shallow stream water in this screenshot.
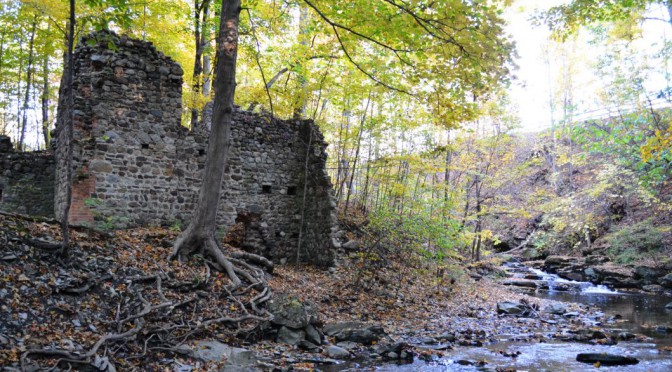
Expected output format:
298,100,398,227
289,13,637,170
322,267,672,371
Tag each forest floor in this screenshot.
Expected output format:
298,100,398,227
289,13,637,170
0,212,643,371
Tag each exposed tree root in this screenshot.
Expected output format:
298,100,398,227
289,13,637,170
21,319,144,371
20,253,273,370
204,235,242,288
231,251,274,272
170,227,272,298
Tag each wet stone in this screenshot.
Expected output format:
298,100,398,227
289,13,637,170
576,353,639,366
326,345,350,359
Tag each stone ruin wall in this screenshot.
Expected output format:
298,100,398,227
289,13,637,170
0,136,55,217
49,31,335,266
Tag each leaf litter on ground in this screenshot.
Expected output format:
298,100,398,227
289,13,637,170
0,212,598,370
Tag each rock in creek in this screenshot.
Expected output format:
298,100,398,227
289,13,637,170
544,255,579,270
501,278,539,288
544,303,567,315
660,273,672,289
297,340,320,351
634,265,665,282
326,345,351,358
188,341,256,370
576,353,639,366
277,326,306,345
642,284,665,293
496,301,536,316
323,321,387,345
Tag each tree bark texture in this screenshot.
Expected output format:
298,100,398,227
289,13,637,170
191,0,211,128
19,16,37,151
60,0,76,258
42,40,50,147
172,0,242,287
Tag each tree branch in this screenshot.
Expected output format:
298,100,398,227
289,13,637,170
331,25,412,95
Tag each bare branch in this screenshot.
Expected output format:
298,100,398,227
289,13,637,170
331,25,413,96
302,0,414,54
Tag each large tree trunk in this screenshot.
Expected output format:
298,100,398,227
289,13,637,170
60,0,76,258
293,5,310,119
335,102,350,204
171,0,243,287
0,30,5,134
202,2,212,98
41,35,50,147
19,16,38,151
190,0,211,128
443,132,452,224
15,35,24,148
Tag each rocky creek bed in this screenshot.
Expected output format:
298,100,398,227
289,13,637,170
1,211,671,371
233,260,672,371
214,259,670,371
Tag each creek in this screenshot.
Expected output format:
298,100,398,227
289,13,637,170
528,268,672,346
323,264,672,371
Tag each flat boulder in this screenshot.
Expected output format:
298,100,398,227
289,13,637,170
189,341,256,370
576,353,638,366
642,284,665,293
558,271,584,282
544,303,566,315
497,301,531,316
544,256,577,268
592,264,637,288
593,264,633,279
323,321,386,345
501,278,539,288
326,345,351,359
634,266,664,281
585,255,610,265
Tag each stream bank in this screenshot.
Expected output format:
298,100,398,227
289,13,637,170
240,259,672,371
1,210,670,371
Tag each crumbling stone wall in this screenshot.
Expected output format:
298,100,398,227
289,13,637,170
0,136,55,217
54,31,335,266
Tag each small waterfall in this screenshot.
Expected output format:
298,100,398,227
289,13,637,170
582,284,618,294
528,268,618,294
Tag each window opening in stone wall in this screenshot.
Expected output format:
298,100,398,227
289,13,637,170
262,185,272,194
141,144,149,149
198,149,205,156
287,186,297,195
